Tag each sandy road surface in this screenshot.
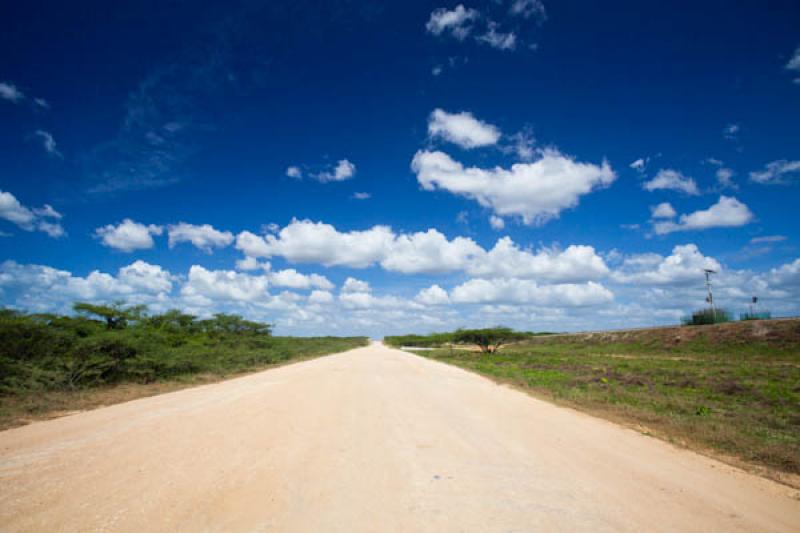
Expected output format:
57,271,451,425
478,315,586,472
1,342,798,532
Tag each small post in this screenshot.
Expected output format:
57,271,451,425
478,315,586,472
704,269,717,317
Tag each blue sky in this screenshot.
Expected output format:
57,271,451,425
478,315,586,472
1,0,799,336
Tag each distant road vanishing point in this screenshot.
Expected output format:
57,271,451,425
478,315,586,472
1,342,798,532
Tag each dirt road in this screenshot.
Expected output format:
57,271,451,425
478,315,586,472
1,342,798,532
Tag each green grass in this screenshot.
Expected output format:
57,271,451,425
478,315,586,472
413,321,800,476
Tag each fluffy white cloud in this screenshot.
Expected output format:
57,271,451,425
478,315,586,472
286,166,302,179
428,108,501,149
380,229,483,274
478,22,516,50
451,278,613,306
308,290,334,304
765,258,800,288
237,220,393,268
643,169,699,195
118,260,174,293
653,196,753,235
426,5,479,40
235,220,609,282
466,238,609,282
269,269,333,291
341,277,371,293
0,190,64,238
0,82,24,103
749,159,800,184
167,222,233,252
411,149,615,225
314,159,356,182
611,244,721,285
415,284,450,305
181,266,270,305
650,202,676,219
489,215,505,230
95,219,163,252
33,130,62,158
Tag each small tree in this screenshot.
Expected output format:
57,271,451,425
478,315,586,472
453,327,527,353
73,302,146,330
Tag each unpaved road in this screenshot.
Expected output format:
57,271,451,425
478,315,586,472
1,343,799,532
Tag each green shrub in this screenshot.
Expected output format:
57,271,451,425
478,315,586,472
682,308,732,326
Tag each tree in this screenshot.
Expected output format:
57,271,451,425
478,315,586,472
453,327,527,353
73,302,146,330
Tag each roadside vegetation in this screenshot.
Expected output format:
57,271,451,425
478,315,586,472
394,320,800,481
0,303,368,429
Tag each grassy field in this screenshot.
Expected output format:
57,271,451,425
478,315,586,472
408,319,800,483
0,307,368,429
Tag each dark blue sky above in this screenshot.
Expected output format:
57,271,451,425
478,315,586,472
1,1,799,335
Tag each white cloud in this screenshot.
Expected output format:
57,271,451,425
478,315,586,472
236,220,393,268
650,202,676,219
181,265,270,305
381,229,483,274
313,159,356,182
167,222,233,252
342,277,371,293
629,158,646,172
425,5,479,40
0,190,64,238
308,290,334,305
506,129,536,160
715,167,736,189
352,192,371,200
787,47,800,71
32,130,62,158
416,284,450,305
451,278,613,306
653,196,754,235
478,22,516,50
489,215,505,230
95,219,163,252
411,148,616,225
428,108,501,149
286,166,302,179
509,0,546,19
611,244,721,285
465,238,609,282
0,82,24,103
723,123,740,140
643,169,699,195
750,235,786,244
269,269,333,291
118,260,174,293
749,159,800,184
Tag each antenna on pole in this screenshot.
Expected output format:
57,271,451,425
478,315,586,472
704,269,717,314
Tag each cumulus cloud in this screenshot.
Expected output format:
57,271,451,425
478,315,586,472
629,158,647,172
308,289,334,305
180,266,271,306
416,284,450,305
313,159,356,182
650,202,676,219
428,108,501,149
643,169,699,195
286,166,302,179
341,277,371,293
0,82,24,103
451,278,613,306
652,196,754,235
715,167,736,189
425,5,479,40
269,269,333,291
749,159,800,184
32,130,62,158
411,148,616,225
611,244,721,285
167,222,233,252
235,220,609,282
0,190,64,238
95,219,163,252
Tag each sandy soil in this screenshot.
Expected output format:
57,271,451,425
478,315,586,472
1,342,798,532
